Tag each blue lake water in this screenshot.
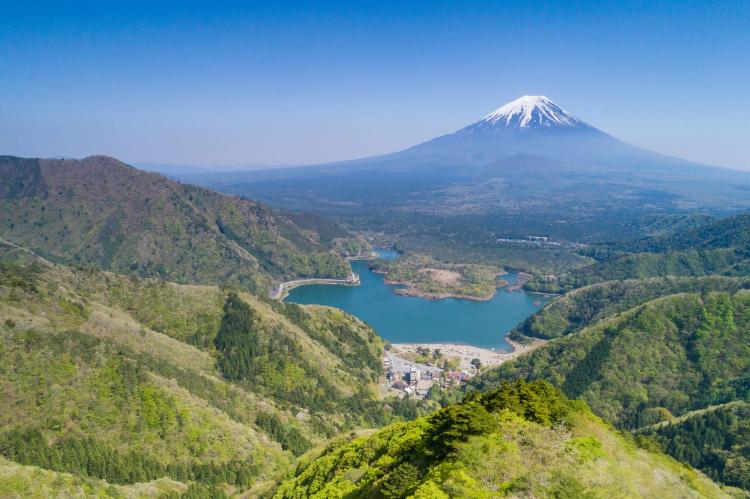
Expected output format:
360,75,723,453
286,249,548,351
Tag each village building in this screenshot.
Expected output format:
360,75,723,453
408,367,421,385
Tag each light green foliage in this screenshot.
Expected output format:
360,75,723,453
0,250,427,494
0,249,414,437
273,380,732,498
476,286,750,491
0,456,187,498
0,329,288,496
478,291,750,428
517,275,750,340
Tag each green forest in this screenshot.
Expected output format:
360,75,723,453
476,288,750,489
638,402,750,490
0,248,434,496
0,156,354,292
274,380,730,498
526,214,750,293
2,156,750,497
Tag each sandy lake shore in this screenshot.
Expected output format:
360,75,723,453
392,337,546,371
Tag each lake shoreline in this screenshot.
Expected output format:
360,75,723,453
372,267,510,302
391,284,498,302
284,249,549,352
271,274,360,300
345,251,380,261
391,336,546,370
276,247,517,303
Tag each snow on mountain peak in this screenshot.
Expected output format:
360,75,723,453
467,95,583,131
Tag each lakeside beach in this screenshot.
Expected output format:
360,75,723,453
392,337,546,371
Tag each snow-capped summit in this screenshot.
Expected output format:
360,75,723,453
463,95,587,132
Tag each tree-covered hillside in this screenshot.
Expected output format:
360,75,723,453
526,213,750,293
638,402,750,490
515,275,750,340
273,380,734,498
527,248,750,293
474,288,750,490
596,214,750,256
0,155,354,293
0,245,430,496
477,291,750,427
487,214,750,491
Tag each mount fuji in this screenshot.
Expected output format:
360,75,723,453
182,95,750,241
390,95,663,166
463,95,591,130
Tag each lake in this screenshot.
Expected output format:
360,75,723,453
285,249,548,351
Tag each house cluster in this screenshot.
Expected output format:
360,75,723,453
494,236,584,250
384,354,474,399
442,370,472,386
496,235,559,247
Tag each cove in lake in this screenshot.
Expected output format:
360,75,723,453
286,249,548,351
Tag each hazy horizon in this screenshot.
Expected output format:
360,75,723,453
2,1,748,170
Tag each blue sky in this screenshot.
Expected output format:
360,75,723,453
1,0,748,169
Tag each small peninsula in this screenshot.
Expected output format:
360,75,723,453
369,254,507,301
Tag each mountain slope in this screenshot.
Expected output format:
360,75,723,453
472,288,750,490
0,456,189,498
527,213,750,293
638,401,750,490
0,244,429,495
0,240,400,427
0,252,291,495
273,380,734,498
475,290,750,428
516,275,750,340
187,95,750,205
0,155,352,293
395,94,642,165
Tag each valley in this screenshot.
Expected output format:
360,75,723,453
184,96,750,279
2,101,750,498
285,256,549,351
5,2,750,496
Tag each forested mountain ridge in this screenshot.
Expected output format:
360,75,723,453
515,275,750,340
477,290,750,426
474,288,750,490
637,401,750,490
596,214,750,256
527,213,750,293
0,244,430,496
0,155,354,293
273,380,735,498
